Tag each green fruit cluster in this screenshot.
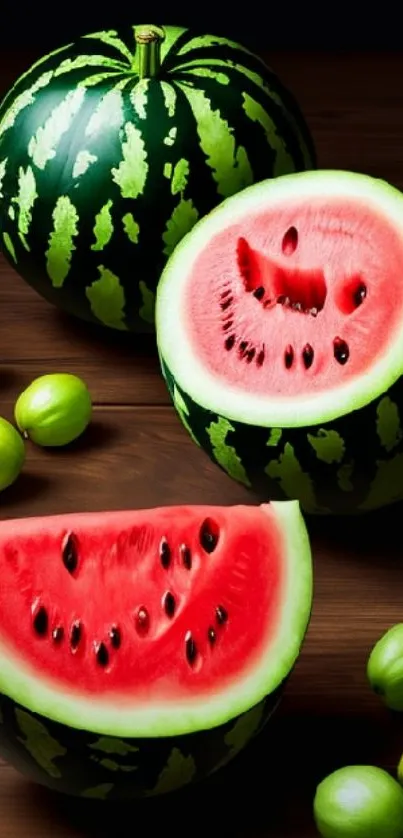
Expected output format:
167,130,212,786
313,625,403,838
0,373,92,492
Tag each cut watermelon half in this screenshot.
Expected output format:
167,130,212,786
0,500,312,799
156,170,403,514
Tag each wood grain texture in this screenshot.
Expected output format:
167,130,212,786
1,49,403,837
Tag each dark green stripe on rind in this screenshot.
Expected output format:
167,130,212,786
166,82,222,215
163,31,316,171
159,27,200,66
176,69,300,184
160,355,403,516
0,47,74,119
0,686,281,800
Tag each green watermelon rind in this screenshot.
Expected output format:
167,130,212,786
0,686,282,799
155,169,403,428
159,354,403,515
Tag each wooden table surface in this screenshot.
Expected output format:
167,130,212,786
1,47,403,838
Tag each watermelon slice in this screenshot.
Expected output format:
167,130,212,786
156,169,403,515
0,500,312,799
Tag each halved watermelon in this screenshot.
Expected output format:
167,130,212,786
0,500,312,799
156,169,403,515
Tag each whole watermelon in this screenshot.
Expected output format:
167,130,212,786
0,24,316,333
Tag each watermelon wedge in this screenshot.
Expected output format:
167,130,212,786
0,500,312,799
156,169,403,515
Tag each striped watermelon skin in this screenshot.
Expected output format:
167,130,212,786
0,689,281,799
159,355,403,516
0,25,316,333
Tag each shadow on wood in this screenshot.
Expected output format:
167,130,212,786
307,500,403,558
38,421,122,458
54,311,159,361
0,473,52,510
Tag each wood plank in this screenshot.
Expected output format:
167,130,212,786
0,264,167,405
274,53,403,188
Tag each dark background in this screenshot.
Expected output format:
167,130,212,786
0,2,400,51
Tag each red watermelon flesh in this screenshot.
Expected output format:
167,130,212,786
0,501,312,738
185,194,403,396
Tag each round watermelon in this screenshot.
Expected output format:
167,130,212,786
0,500,312,799
0,24,316,333
155,169,403,516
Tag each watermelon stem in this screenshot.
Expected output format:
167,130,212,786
134,25,165,79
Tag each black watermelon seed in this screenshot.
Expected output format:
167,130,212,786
282,225,298,255
223,320,233,331
302,343,314,369
109,625,121,649
164,591,176,618
135,606,150,634
239,340,248,353
253,286,265,300
225,335,235,351
199,518,219,553
95,642,109,667
246,348,256,363
220,289,231,299
159,537,171,569
52,626,64,644
33,605,48,636
62,532,78,574
208,626,216,644
180,544,192,569
256,348,265,367
70,620,82,650
284,345,294,369
220,297,233,311
216,605,228,625
185,632,197,665
333,337,350,364
353,282,367,307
